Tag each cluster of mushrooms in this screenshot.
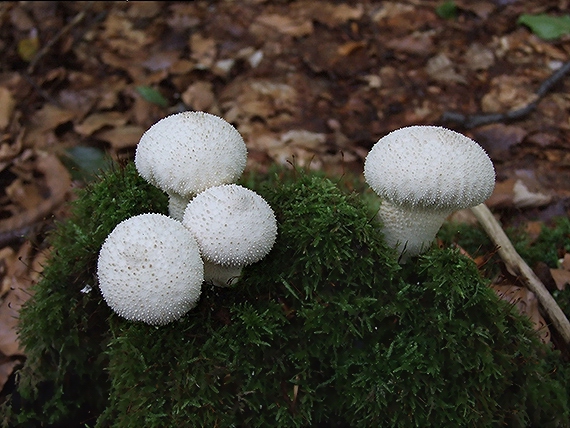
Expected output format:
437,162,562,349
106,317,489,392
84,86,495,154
97,111,495,326
97,112,278,325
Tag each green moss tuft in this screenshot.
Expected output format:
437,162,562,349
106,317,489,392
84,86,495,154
4,162,168,427
4,165,569,427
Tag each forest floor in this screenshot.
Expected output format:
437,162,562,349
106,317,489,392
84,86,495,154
0,0,569,394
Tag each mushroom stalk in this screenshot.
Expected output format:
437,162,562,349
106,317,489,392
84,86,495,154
377,200,450,261
203,262,243,287
471,203,570,345
168,192,191,222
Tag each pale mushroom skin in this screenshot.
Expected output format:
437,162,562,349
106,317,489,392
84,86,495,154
364,125,495,261
97,213,204,325
182,184,277,286
134,111,247,221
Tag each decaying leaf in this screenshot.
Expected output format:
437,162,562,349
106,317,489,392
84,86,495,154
0,87,16,130
0,151,72,234
23,104,77,148
95,125,145,151
471,123,527,160
481,75,539,114
486,172,552,210
491,282,550,343
550,268,570,291
253,13,313,37
425,53,467,84
74,112,127,137
0,242,33,356
550,254,570,291
0,241,49,391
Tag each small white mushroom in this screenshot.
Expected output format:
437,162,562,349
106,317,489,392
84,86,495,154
97,213,204,325
134,111,248,220
182,184,277,286
364,125,495,261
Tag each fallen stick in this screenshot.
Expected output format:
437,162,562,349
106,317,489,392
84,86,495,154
441,60,570,129
470,203,570,345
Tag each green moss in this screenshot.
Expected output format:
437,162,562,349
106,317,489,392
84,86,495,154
3,163,168,427
515,217,570,268
4,164,569,427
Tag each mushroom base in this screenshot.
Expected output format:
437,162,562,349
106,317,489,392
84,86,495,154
377,200,450,262
204,261,243,287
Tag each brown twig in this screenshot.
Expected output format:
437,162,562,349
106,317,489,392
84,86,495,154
441,60,570,129
470,203,570,345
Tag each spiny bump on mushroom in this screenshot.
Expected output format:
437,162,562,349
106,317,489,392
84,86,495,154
97,213,204,325
364,125,495,261
182,184,277,286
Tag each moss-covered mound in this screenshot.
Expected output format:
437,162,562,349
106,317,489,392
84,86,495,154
3,164,569,427
3,163,169,427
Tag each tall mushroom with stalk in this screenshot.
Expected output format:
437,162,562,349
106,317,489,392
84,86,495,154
134,111,248,221
183,184,277,286
364,125,495,262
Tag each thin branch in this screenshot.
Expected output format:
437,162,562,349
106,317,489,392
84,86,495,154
470,203,570,345
441,60,570,129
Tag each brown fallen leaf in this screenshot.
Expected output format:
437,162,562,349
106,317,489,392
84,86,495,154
385,32,435,56
481,75,538,114
0,241,49,392
181,81,217,113
300,1,364,28
471,123,527,160
0,151,71,234
492,282,550,344
425,53,467,84
562,253,570,271
95,124,145,151
0,129,24,165
0,247,16,297
189,33,217,70
22,104,76,148
5,177,45,211
75,111,128,136
253,13,313,38
0,241,46,357
485,178,516,209
0,87,16,130
550,269,570,291
486,171,552,210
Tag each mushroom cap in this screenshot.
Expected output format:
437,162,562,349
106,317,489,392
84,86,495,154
134,111,247,199
97,213,204,325
182,184,277,267
364,125,495,210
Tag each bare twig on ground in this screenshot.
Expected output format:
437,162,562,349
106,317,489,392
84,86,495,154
470,203,570,345
441,61,570,129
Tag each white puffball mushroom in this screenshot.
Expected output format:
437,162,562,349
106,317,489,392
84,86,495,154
134,111,248,221
364,125,495,262
182,184,277,287
97,213,204,325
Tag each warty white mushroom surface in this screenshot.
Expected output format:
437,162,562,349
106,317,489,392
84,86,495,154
97,213,204,325
364,125,495,261
182,184,277,286
134,111,248,220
